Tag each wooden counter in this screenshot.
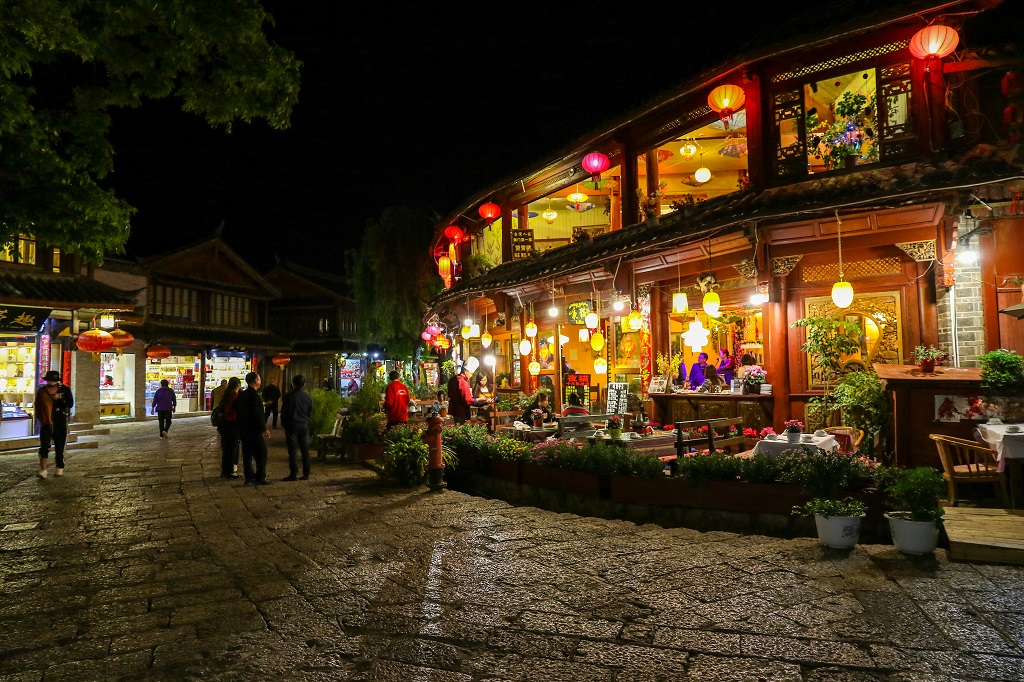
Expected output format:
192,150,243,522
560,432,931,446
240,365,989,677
649,391,773,430
874,364,984,468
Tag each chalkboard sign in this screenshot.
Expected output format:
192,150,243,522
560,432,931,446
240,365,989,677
606,382,629,415
566,300,592,325
511,229,534,260
564,373,591,408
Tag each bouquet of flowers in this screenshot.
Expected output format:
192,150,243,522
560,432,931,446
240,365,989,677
656,351,684,379
531,408,546,422
743,427,759,439
607,415,623,429
912,345,949,363
759,426,776,439
783,419,804,434
743,365,768,386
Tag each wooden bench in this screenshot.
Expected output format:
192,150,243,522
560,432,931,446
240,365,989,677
316,411,346,460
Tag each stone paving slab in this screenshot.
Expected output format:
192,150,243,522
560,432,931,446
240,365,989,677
0,417,1023,680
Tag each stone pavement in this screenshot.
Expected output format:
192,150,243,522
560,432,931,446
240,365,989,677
1,418,1023,681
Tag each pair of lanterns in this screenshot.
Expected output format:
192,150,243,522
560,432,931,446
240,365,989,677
77,325,135,357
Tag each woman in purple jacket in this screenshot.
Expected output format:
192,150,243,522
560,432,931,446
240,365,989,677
151,379,177,438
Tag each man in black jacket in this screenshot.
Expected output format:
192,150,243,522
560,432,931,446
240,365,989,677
281,374,313,481
235,371,271,485
262,381,282,429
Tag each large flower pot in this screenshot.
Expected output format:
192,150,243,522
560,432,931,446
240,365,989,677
918,359,936,374
742,384,760,394
814,514,864,549
886,514,940,555
608,428,622,439
520,462,603,497
786,432,801,443
489,457,520,484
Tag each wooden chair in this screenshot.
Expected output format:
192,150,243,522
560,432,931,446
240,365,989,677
316,411,347,460
490,409,522,433
929,434,1006,506
824,426,865,454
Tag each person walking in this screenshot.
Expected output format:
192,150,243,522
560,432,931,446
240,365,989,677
262,381,281,429
34,370,74,478
383,370,413,429
151,379,177,438
210,379,228,410
217,377,242,479
235,372,271,485
281,374,313,481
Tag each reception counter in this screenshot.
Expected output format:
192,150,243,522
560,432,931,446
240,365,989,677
649,392,773,430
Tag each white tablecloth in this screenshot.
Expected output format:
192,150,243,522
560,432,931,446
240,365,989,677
752,434,838,457
976,424,1024,473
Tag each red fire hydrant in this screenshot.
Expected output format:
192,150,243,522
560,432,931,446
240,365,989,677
426,415,445,492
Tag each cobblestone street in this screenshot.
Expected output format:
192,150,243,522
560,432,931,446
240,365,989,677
0,417,1022,681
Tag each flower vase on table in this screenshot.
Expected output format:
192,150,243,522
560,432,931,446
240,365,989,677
531,408,545,429
743,365,767,394
784,419,804,443
912,345,948,375
533,419,544,428
606,415,623,440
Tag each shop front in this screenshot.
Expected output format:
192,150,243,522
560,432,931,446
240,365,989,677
203,351,251,409
145,352,200,414
99,351,136,418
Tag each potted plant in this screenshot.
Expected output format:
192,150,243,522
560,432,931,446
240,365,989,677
783,419,804,442
912,345,949,374
743,365,767,394
876,466,945,555
829,370,890,459
794,497,869,549
531,408,546,428
656,351,683,385
784,448,875,549
792,316,861,427
606,415,623,439
980,349,1024,422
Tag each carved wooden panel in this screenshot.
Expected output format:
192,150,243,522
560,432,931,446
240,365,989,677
671,399,696,424
738,401,769,430
698,400,735,421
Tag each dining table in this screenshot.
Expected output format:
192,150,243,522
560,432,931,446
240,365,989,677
751,433,838,457
975,422,1024,507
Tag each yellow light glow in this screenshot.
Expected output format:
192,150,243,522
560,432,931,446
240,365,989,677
579,329,590,343
528,361,541,376
672,292,688,314
460,325,471,337
567,191,588,204
584,312,599,329
628,311,643,331
468,324,480,338
682,319,711,352
695,166,712,183
593,358,608,374
831,280,854,308
519,339,532,355
590,332,605,352
542,208,558,223
480,332,492,348
702,291,720,317
525,322,538,338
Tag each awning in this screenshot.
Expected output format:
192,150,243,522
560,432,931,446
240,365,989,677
0,273,136,310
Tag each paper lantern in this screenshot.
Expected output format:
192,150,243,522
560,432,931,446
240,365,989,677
435,336,451,350
426,325,441,336
146,343,171,359
579,329,590,343
694,166,712,183
483,354,496,367
909,25,959,60
478,202,501,224
480,331,492,348
421,331,432,341
438,255,451,279
525,322,538,338
831,281,855,309
528,361,541,376
542,207,558,224
582,152,610,180
682,319,710,352
460,324,471,337
593,358,608,374
109,327,135,354
584,311,599,330
468,324,480,338
548,305,559,317
707,84,745,128
272,354,291,366
679,141,698,159
590,331,605,352
702,292,721,317
448,242,458,264
567,190,588,205
444,224,464,242
519,339,532,355
672,292,688,314
627,311,643,331
76,329,114,354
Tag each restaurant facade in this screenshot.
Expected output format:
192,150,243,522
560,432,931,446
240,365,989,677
424,0,1024,441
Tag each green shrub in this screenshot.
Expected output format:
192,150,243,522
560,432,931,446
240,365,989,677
308,387,344,437
792,497,867,518
877,466,946,523
483,436,531,461
739,453,783,484
673,450,742,484
442,423,491,456
341,413,386,444
350,373,387,417
378,433,456,486
779,448,874,498
980,349,1024,394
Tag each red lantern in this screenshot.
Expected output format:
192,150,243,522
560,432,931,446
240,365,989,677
426,324,441,336
1002,71,1021,98
909,25,959,60
478,202,500,225
707,84,745,129
582,152,610,181
146,343,171,359
448,242,458,265
443,224,464,242
272,354,291,367
109,327,134,353
76,328,114,354
438,254,451,278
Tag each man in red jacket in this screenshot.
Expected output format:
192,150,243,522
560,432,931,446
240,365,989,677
383,370,414,428
446,356,478,424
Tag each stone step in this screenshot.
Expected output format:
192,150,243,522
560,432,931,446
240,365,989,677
72,428,110,437
0,433,80,454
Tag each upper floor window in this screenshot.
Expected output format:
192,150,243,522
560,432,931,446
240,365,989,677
0,235,36,265
152,285,199,322
773,61,913,179
318,317,330,335
51,247,61,273
212,293,251,327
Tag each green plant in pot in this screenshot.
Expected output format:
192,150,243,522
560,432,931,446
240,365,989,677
785,448,874,549
792,316,861,428
980,349,1024,422
829,369,890,459
875,466,945,555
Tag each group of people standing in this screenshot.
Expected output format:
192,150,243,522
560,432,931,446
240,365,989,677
674,349,755,391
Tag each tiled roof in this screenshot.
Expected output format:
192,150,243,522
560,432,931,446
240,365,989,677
123,321,290,350
0,272,137,310
432,155,1024,308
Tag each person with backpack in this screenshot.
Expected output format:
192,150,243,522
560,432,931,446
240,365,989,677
215,377,242,479
34,370,74,478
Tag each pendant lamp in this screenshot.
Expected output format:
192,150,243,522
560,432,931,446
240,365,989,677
528,361,541,376
590,331,605,352
519,339,532,355
525,322,538,338
831,211,854,308
579,328,590,343
673,292,689,314
701,238,721,317
593,358,608,374
585,311,598,329
694,153,712,184
480,312,492,348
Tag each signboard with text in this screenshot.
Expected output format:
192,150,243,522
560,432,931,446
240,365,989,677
511,229,534,260
0,305,51,333
564,373,591,408
606,382,629,415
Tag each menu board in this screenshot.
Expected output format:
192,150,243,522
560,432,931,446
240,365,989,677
566,300,592,325
511,229,534,260
606,382,629,415
564,373,591,408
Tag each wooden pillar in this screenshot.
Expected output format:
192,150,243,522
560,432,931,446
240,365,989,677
912,58,948,158
500,204,513,263
651,288,668,360
768,276,791,431
621,142,639,228
199,350,207,411
917,260,938,348
609,176,622,231
553,323,563,413
980,228,999,353
743,68,767,190
645,148,660,208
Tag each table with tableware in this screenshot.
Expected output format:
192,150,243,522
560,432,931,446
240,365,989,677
975,421,1024,507
752,432,838,457
512,424,558,443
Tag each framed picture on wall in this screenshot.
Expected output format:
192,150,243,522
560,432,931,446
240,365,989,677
613,326,641,369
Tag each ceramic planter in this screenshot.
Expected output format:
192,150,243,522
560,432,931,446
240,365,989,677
608,428,622,439
814,514,864,549
785,432,801,443
886,513,940,555
918,359,936,373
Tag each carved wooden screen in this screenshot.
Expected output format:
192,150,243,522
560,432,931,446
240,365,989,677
877,61,915,161
772,88,806,179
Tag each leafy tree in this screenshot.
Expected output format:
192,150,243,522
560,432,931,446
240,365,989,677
791,316,861,424
352,207,441,357
0,0,301,261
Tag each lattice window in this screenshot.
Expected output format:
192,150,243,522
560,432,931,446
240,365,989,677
651,105,713,140
878,61,915,160
802,257,902,282
771,40,909,83
773,88,805,178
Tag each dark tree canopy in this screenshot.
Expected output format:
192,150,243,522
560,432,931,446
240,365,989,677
0,0,300,261
353,207,440,357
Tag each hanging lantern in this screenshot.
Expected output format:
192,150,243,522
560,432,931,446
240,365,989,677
628,310,644,331
444,224,464,242
426,324,441,336
702,291,721,317
438,254,452,279
525,322,538,338
272,354,291,367
109,327,135,355
567,190,588,205
672,292,689,314
593,358,608,374
421,331,432,341
468,324,480,338
460,324,471,337
707,84,745,129
679,141,698,159
831,281,855,309
909,25,959,60
578,328,590,343
582,152,611,181
448,242,458,265
437,336,452,350
478,202,501,225
542,207,558,224
584,311,599,330
694,166,712,183
483,354,496,367
480,331,492,348
682,319,711,352
519,339,532,355
98,314,116,329
146,343,171,359
590,331,605,352
528,361,541,376
77,329,114,355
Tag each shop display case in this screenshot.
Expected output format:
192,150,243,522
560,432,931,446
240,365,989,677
145,356,199,413
99,387,132,417
0,402,32,439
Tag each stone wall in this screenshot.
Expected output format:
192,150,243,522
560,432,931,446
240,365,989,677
936,260,987,367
